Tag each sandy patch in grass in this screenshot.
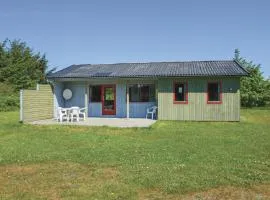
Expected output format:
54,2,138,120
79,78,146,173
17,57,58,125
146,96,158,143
0,162,120,200
1,162,270,199
138,185,270,200
180,185,270,200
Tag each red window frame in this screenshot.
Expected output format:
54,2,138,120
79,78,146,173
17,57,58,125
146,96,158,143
173,81,188,104
207,81,222,104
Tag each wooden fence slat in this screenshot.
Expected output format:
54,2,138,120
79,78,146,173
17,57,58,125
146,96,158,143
21,85,54,122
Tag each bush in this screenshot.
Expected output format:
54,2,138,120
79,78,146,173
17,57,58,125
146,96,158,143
235,49,270,107
0,83,19,111
0,95,19,111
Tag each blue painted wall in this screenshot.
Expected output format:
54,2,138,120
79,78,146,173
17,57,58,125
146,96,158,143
88,83,127,118
88,102,102,117
53,82,64,118
130,102,156,118
53,82,85,117
116,83,127,117
63,82,85,108
54,81,156,118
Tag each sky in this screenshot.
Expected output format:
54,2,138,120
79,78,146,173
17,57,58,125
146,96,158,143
1,0,269,77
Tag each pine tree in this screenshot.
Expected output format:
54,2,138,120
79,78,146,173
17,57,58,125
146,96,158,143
0,39,54,90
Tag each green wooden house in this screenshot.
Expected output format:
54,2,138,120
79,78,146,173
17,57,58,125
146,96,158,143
47,60,248,121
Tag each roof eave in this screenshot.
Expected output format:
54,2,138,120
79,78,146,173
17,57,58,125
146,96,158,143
47,74,247,80
233,59,250,76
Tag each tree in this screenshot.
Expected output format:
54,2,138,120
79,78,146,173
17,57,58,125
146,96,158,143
0,39,54,90
234,49,270,107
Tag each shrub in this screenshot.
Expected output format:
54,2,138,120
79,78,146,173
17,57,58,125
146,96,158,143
0,83,19,111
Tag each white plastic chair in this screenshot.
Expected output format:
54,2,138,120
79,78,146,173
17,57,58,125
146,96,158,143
146,106,157,120
70,107,80,122
57,107,68,122
79,107,86,121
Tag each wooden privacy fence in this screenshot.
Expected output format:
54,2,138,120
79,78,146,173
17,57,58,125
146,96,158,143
20,84,54,122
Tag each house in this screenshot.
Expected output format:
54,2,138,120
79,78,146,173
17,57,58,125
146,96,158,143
47,60,249,121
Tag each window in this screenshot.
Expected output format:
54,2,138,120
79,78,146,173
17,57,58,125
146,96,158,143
89,85,101,102
140,86,150,102
129,84,155,102
207,81,222,104
174,82,188,104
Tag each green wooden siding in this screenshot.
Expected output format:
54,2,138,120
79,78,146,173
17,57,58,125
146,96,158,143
22,85,54,122
158,77,240,121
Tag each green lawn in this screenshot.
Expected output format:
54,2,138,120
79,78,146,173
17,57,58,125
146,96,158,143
0,109,270,199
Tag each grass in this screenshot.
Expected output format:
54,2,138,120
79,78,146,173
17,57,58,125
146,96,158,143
0,109,270,199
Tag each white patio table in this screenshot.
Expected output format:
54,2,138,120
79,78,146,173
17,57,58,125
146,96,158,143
61,107,72,122
61,107,81,122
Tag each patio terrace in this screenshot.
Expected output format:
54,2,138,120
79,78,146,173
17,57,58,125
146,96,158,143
30,117,156,128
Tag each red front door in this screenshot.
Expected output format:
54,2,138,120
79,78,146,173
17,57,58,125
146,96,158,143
102,85,116,115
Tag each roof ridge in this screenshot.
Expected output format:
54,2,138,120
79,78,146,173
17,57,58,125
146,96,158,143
77,60,234,66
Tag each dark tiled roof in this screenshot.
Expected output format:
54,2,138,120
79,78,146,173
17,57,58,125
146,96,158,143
47,60,249,79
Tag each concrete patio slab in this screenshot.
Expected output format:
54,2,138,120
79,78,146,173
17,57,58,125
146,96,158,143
30,118,156,128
